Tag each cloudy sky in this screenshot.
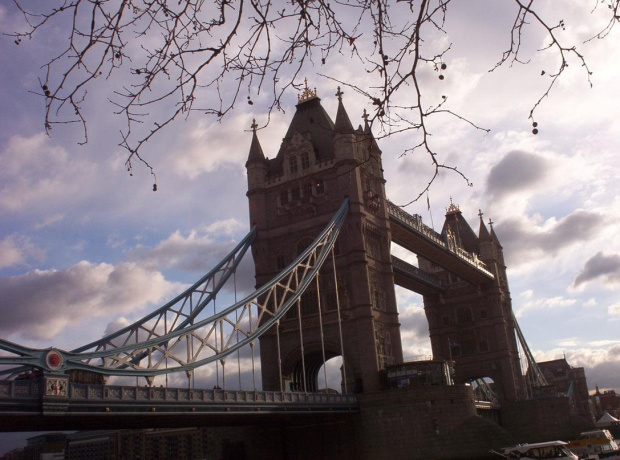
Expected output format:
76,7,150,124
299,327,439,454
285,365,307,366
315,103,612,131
0,1,619,447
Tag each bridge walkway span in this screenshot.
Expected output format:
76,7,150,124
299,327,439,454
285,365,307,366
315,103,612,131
391,255,445,296
387,201,494,286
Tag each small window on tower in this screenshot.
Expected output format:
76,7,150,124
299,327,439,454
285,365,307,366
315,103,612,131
480,309,487,319
315,179,325,194
289,156,298,174
301,152,310,170
291,187,301,201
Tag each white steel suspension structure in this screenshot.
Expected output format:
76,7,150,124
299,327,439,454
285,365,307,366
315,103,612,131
0,200,349,383
512,310,548,390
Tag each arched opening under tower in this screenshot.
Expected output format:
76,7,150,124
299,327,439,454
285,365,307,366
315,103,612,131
289,350,342,393
466,376,499,404
317,356,344,394
278,342,353,394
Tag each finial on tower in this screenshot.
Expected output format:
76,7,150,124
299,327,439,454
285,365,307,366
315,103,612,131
362,109,370,129
478,209,484,219
488,218,494,229
446,197,460,214
336,86,344,102
298,78,318,103
250,119,258,133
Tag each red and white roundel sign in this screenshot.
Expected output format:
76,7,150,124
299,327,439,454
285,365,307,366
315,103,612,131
45,350,63,370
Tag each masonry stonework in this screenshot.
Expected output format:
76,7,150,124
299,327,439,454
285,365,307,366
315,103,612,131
246,89,403,393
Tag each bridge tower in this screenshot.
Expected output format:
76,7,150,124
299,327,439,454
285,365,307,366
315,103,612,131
246,86,403,393
419,202,526,403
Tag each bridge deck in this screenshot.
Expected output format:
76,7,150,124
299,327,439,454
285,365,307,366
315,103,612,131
387,202,494,285
0,379,358,431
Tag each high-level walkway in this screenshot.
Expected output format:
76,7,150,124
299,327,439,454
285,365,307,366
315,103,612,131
391,256,445,295
387,201,494,285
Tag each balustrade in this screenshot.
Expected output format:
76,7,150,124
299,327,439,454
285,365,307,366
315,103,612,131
0,378,356,408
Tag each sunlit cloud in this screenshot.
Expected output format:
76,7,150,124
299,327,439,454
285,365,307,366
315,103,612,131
0,261,183,340
515,294,577,318
0,235,45,269
608,303,620,316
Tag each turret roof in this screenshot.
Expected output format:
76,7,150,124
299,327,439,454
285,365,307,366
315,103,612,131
246,125,266,165
334,87,354,134
441,199,480,254
277,96,336,161
478,210,491,240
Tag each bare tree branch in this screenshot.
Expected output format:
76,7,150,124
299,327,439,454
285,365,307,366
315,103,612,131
6,0,619,199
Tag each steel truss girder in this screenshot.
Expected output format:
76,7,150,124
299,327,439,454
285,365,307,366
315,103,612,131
0,225,256,377
0,199,349,378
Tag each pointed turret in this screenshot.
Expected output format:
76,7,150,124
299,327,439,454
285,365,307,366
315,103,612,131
489,219,506,269
477,209,496,268
334,87,354,134
246,121,266,166
245,119,268,198
489,222,503,249
441,198,479,254
277,83,335,162
478,210,491,241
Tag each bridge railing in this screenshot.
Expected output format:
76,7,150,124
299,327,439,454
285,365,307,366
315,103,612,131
0,378,357,407
386,201,494,278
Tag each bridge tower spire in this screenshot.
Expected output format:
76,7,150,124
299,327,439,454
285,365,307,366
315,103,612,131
246,87,403,393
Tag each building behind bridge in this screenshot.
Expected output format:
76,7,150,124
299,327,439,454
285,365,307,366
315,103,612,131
535,358,595,424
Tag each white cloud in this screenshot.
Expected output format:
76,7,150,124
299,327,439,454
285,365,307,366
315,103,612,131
608,303,620,316
515,294,577,318
34,213,65,230
584,298,597,308
0,261,183,340
555,338,580,348
170,113,282,179
0,235,44,269
0,133,97,213
130,220,244,272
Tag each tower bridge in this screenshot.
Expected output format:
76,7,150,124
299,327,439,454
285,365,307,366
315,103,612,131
0,86,595,458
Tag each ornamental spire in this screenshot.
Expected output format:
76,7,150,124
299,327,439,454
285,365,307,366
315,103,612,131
297,78,318,103
334,87,354,134
479,209,491,239
446,197,460,215
246,119,265,165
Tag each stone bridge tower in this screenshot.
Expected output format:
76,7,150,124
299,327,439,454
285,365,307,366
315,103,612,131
246,86,403,393
419,202,526,403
